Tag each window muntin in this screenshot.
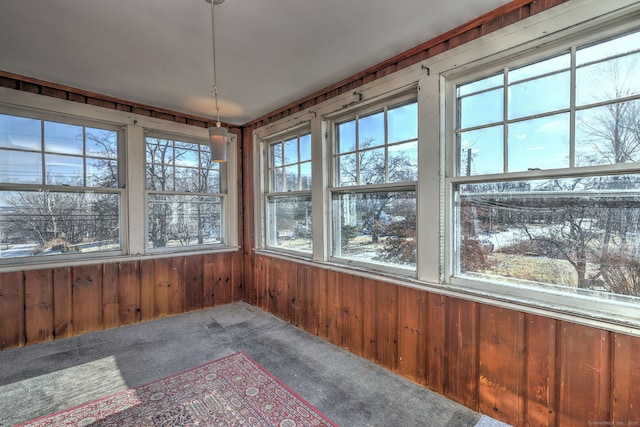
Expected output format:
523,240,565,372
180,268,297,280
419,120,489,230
331,98,418,271
265,131,312,253
451,29,640,303
145,135,224,250
0,112,121,260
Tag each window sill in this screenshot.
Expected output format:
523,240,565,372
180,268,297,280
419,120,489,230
0,246,241,273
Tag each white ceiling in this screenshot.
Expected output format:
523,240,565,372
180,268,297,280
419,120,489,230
0,0,510,125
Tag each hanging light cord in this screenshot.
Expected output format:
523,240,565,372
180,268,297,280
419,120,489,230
211,1,221,127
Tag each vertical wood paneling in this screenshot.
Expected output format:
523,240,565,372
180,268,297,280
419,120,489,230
53,267,72,339
559,322,611,426
326,270,343,346
0,271,25,349
253,255,268,310
362,278,378,361
427,292,447,394
526,314,558,427
169,257,185,314
24,269,54,344
375,280,399,371
231,251,243,302
149,259,171,316
341,275,364,356
118,261,140,325
478,305,525,425
397,286,428,385
102,263,120,329
72,264,103,334
184,255,204,311
446,297,479,410
312,267,329,340
139,259,155,320
612,333,640,423
203,254,216,307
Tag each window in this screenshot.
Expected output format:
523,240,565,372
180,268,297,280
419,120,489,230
331,97,418,271
0,112,121,260
265,131,313,253
450,29,640,301
145,134,224,250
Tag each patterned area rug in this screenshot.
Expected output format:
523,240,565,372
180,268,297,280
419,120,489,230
17,352,337,427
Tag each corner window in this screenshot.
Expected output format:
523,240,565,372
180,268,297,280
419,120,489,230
331,97,418,271
0,112,122,260
450,29,640,301
265,130,313,254
145,134,224,250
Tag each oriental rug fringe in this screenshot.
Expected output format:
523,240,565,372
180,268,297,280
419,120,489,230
18,352,337,427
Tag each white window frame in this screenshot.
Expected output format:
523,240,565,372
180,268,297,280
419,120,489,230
262,126,314,257
326,92,419,276
0,88,238,271
442,10,640,330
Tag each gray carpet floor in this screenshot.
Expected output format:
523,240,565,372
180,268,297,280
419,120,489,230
0,301,509,426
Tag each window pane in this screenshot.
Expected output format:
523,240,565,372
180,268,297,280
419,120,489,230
285,165,298,191
147,194,222,248
336,153,357,186
300,162,312,191
0,150,42,184
44,122,83,155
0,114,41,150
389,142,417,182
174,167,199,192
266,195,312,253
576,52,640,106
87,158,118,188
270,142,283,167
458,125,503,176
332,191,416,268
458,88,503,129
456,175,640,299
284,138,298,165
337,120,356,153
508,113,570,172
577,31,640,66
388,102,417,143
146,164,174,191
86,128,118,158
457,73,503,97
45,154,83,186
271,167,284,192
203,168,221,193
359,111,385,148
146,138,174,164
508,53,570,83
576,100,640,166
360,147,385,185
0,190,120,259
175,144,199,168
508,71,570,119
300,134,311,161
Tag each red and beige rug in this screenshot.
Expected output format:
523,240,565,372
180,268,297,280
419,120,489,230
18,352,337,426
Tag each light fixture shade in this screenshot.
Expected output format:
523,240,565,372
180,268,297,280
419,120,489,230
208,125,228,162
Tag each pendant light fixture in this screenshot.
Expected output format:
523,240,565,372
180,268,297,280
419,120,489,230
206,0,228,162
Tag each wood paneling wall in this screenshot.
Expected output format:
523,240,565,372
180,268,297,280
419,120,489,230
0,252,242,350
245,254,640,427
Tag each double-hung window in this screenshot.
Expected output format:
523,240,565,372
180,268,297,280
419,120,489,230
331,95,418,272
264,130,313,254
449,28,640,303
0,111,122,260
145,133,225,250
